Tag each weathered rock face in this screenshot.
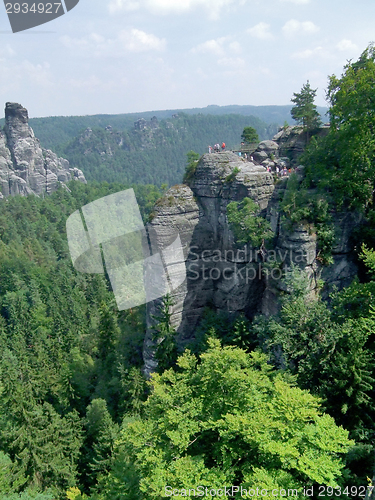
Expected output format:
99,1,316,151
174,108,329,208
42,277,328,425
0,102,86,198
272,124,330,166
143,150,359,375
272,126,306,165
143,152,275,375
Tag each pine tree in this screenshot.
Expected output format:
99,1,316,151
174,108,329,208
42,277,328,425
291,80,322,138
79,399,119,490
241,126,259,144
151,294,178,373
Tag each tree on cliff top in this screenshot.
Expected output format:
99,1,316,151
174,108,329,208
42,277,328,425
303,44,375,210
241,126,259,144
291,81,322,136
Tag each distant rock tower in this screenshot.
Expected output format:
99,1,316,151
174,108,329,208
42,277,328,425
0,102,86,198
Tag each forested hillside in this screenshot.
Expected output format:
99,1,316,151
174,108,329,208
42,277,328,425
0,181,161,499
0,179,374,500
59,113,275,186
1,45,375,500
10,103,325,152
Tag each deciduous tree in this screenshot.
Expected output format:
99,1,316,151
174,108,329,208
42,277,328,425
97,341,353,498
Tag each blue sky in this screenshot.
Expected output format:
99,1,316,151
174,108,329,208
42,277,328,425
0,0,373,117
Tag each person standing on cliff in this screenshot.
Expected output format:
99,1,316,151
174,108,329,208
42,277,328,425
208,145,212,153
221,142,226,151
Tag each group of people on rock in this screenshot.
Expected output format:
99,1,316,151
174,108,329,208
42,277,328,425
206,145,293,177
208,143,225,153
237,152,250,160
266,165,293,176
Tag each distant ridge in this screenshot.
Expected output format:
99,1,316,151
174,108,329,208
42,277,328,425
0,104,328,151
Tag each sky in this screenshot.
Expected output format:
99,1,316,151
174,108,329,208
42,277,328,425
0,0,373,118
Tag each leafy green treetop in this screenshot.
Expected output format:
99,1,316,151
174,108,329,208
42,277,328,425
96,340,353,499
303,44,375,210
291,81,322,134
227,197,273,247
241,126,259,144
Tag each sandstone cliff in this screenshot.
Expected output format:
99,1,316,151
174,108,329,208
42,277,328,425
143,135,358,375
0,102,86,198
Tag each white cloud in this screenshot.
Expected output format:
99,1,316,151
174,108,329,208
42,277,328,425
120,29,166,52
191,37,241,57
247,22,274,40
280,0,310,4
109,0,140,11
0,60,52,95
0,44,16,59
109,0,247,19
282,19,319,38
60,29,166,56
336,39,358,52
229,41,242,53
291,46,323,59
21,61,52,86
68,75,123,92
217,56,245,68
192,37,228,56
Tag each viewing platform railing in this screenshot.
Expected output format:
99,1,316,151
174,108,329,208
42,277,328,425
231,143,258,154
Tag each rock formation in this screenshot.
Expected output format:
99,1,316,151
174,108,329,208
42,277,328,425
273,124,330,165
0,102,86,198
143,131,359,375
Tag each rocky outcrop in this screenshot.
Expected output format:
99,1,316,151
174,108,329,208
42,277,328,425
250,139,291,172
0,102,86,198
273,124,330,165
144,152,275,375
143,149,359,375
134,116,159,131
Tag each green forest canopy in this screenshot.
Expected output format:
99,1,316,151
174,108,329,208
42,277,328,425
47,113,276,187
1,45,375,500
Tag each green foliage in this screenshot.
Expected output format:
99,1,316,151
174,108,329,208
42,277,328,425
280,173,335,264
187,308,255,355
66,487,88,500
0,451,27,496
118,366,147,416
182,150,200,183
79,399,119,490
303,44,375,211
253,266,375,439
55,113,271,187
151,294,178,373
291,80,322,133
241,126,259,144
0,491,54,500
360,244,375,278
224,166,240,183
100,341,352,498
0,182,156,497
227,197,273,247
24,108,283,153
